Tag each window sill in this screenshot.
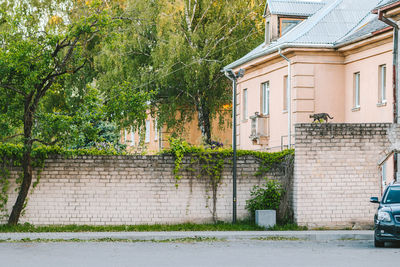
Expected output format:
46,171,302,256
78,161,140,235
377,102,387,107
282,110,288,114
351,106,360,112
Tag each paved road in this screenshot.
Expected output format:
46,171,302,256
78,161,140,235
0,240,399,267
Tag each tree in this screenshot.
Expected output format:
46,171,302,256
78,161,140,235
151,0,264,144
0,0,139,225
94,0,158,130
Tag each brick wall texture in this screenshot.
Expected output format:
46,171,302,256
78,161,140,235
3,155,286,225
294,123,394,228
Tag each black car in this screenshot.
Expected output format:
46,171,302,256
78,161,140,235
370,182,400,247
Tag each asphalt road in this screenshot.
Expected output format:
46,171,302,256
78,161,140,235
0,240,399,267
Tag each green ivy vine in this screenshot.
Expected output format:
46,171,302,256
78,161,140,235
163,138,294,222
0,142,124,220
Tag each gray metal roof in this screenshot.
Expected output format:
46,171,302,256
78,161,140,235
374,0,400,10
225,0,388,70
265,0,326,17
337,15,388,44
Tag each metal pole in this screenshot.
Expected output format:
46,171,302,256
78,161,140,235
232,78,237,224
224,68,244,224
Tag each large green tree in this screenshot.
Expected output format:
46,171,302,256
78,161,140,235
0,0,147,224
151,0,264,143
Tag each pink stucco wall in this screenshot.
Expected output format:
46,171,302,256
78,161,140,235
235,34,393,151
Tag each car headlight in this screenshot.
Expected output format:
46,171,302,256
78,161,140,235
378,211,392,222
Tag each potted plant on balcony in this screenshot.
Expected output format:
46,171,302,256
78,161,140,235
246,179,284,228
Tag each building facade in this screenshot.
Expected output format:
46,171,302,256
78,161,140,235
225,0,395,151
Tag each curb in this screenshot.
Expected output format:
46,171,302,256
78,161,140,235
0,230,374,242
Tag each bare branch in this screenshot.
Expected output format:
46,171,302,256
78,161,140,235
193,0,215,33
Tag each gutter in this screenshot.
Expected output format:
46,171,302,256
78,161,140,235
224,43,334,71
372,1,400,14
377,7,399,182
377,9,399,124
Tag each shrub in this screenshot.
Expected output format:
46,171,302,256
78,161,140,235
246,179,284,218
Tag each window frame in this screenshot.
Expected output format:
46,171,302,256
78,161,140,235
378,64,387,105
242,88,248,120
279,17,304,37
261,81,270,116
154,120,158,141
353,72,361,109
145,120,150,143
283,75,288,112
130,126,135,146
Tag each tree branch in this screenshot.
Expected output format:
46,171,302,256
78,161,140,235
31,138,59,146
0,134,23,143
0,84,26,96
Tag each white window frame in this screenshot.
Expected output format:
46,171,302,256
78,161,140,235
243,88,248,120
379,64,386,104
124,129,128,143
283,76,288,112
145,120,150,143
262,82,270,115
354,72,360,108
130,126,135,146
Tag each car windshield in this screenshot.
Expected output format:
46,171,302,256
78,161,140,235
383,187,400,204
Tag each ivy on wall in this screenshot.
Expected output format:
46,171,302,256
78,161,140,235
162,138,294,222
0,143,124,219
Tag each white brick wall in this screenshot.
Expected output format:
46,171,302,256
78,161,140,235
3,155,286,225
294,123,392,228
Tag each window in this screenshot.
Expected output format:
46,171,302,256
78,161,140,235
353,72,360,109
130,127,135,146
283,76,288,112
279,18,303,36
379,64,386,104
124,129,128,143
261,82,270,115
145,120,150,143
154,120,158,141
243,89,248,120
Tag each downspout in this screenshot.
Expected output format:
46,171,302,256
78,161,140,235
278,47,292,149
378,10,399,123
378,9,399,181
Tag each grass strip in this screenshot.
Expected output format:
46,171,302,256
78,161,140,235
251,236,302,241
0,221,265,233
0,237,225,243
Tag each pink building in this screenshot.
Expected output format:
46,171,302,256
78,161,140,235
225,0,396,151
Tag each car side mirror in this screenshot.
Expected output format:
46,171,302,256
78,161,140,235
370,197,379,203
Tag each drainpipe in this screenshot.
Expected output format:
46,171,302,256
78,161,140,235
278,47,292,149
378,9,399,181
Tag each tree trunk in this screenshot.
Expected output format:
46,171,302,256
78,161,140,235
8,101,34,225
197,102,211,144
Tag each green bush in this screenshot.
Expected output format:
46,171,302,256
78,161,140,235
246,179,284,218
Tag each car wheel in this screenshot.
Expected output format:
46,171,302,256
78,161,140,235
374,238,384,248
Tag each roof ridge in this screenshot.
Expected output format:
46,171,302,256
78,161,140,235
286,0,343,43
264,0,326,16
